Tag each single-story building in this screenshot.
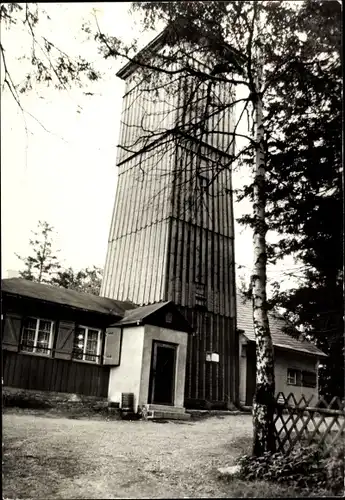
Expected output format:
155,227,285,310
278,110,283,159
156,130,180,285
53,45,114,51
1,278,192,418
1,278,326,412
237,296,327,406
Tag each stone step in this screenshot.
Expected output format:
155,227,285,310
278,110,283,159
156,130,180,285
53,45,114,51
144,404,186,414
148,410,191,421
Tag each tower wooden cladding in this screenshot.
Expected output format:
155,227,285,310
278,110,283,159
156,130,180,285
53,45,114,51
101,31,239,407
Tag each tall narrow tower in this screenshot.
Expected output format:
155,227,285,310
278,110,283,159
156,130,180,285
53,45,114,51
101,30,238,408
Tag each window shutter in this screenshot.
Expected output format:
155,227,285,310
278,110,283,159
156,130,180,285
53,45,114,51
103,327,122,365
302,371,317,388
2,313,22,352
55,320,75,360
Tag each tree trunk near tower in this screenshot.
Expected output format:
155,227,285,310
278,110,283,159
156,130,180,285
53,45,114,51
251,61,276,456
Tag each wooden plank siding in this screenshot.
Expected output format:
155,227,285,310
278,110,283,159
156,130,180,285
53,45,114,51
180,308,236,407
101,50,238,406
1,298,114,398
3,351,109,397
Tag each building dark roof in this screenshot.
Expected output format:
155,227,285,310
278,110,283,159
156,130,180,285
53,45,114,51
112,300,193,333
114,301,171,325
1,279,327,356
237,296,327,358
1,278,134,317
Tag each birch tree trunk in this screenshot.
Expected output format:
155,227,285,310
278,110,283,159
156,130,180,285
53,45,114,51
251,59,276,456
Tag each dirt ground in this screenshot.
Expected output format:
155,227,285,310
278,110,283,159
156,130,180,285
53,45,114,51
2,410,305,499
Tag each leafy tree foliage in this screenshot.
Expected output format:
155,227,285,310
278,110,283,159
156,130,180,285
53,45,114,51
51,266,103,296
16,220,61,283
15,220,103,295
260,0,343,401
0,3,100,115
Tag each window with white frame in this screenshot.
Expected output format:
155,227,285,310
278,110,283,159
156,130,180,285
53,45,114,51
287,368,298,385
72,326,102,363
287,368,316,387
21,317,54,355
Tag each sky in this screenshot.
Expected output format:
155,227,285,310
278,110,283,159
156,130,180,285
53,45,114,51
1,2,297,293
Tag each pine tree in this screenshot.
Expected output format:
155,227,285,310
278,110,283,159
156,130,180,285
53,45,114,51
16,220,61,283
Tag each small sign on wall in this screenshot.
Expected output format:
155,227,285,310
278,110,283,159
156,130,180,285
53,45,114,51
206,352,219,363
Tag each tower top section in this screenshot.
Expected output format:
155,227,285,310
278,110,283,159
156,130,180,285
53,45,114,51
116,27,170,80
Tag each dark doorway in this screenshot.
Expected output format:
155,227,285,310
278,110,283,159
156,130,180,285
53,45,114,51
149,341,177,406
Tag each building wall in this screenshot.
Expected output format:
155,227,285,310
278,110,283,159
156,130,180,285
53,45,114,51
275,349,319,404
139,325,188,408
238,334,319,406
2,297,112,398
108,324,189,412
167,141,236,317
101,51,238,407
116,63,181,166
3,351,109,397
101,143,174,303
108,326,145,411
182,308,237,408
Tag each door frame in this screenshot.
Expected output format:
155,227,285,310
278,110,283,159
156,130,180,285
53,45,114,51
148,340,178,406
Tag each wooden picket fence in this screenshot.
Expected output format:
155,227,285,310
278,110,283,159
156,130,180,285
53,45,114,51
274,392,345,454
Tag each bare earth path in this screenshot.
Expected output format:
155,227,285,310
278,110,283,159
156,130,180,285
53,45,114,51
3,412,253,499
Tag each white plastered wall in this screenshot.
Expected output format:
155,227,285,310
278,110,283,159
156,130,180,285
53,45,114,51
239,333,320,406
139,325,188,409
108,323,189,412
108,325,145,412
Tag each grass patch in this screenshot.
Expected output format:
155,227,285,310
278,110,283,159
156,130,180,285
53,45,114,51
224,478,312,498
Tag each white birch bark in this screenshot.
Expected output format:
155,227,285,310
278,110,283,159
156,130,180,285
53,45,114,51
251,50,276,456
252,29,275,456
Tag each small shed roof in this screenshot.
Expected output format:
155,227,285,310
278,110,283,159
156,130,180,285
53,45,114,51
237,296,327,358
1,278,134,317
112,300,193,333
114,301,171,324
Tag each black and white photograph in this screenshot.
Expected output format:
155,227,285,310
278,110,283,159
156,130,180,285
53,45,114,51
1,1,343,498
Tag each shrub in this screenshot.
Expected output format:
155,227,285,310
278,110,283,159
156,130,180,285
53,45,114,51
3,392,53,410
322,444,344,495
237,443,344,496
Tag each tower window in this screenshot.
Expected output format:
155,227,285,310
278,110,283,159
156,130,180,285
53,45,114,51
195,283,207,308
165,312,173,324
198,174,209,189
195,295,206,308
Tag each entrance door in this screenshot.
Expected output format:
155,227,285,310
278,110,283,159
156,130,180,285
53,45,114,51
149,341,177,406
